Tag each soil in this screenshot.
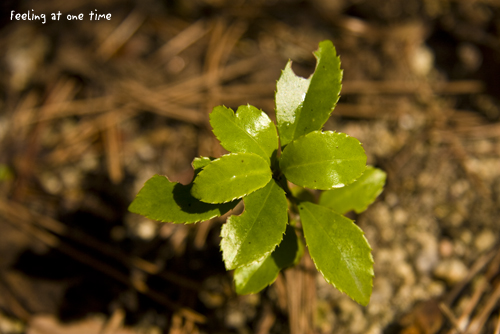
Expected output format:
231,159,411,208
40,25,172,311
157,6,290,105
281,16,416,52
1,0,500,333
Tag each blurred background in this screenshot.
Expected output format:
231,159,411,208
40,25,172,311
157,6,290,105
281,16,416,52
1,0,500,333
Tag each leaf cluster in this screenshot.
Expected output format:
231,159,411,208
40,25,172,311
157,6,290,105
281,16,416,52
129,40,386,306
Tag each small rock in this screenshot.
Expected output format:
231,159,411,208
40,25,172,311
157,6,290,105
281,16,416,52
434,258,468,284
393,208,408,225
39,172,62,195
439,239,454,258
474,230,496,252
225,309,245,329
410,45,434,76
415,234,439,275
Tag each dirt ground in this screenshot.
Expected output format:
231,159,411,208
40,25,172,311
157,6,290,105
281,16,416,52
1,0,500,333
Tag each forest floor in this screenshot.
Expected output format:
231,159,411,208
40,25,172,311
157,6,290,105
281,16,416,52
1,0,500,333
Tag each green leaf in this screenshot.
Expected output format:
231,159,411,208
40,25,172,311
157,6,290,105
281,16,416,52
298,201,373,306
276,40,342,147
191,152,272,204
275,61,310,147
192,156,214,172
280,131,366,190
234,225,302,294
221,179,287,270
210,105,278,164
128,175,237,224
319,166,386,214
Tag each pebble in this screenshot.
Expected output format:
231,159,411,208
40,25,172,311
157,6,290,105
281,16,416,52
410,45,434,76
135,219,157,240
397,262,416,285
439,239,454,258
474,230,496,252
433,258,468,284
393,208,408,225
225,309,245,329
39,172,63,195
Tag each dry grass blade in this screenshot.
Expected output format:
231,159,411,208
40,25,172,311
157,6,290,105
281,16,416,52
0,276,32,321
39,78,80,119
202,19,248,156
12,79,80,199
204,19,246,117
152,19,209,64
152,54,266,103
439,303,463,334
47,110,134,165
33,96,116,123
445,248,500,334
120,81,205,124
100,308,126,334
444,249,498,306
10,91,39,137
284,253,316,334
453,123,500,139
103,111,125,184
495,313,500,334
97,9,146,61
341,80,484,95
467,281,500,334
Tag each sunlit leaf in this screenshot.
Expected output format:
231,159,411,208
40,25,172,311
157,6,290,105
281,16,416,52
319,166,386,214
191,153,272,204
234,225,302,294
210,105,278,164
192,156,214,172
280,131,366,190
276,40,342,147
221,179,287,270
299,201,373,306
128,175,237,224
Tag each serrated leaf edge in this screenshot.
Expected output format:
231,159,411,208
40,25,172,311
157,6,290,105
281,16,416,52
290,41,342,142
281,130,367,190
192,152,272,204
300,203,374,306
128,174,233,224
221,180,286,270
318,166,387,214
353,168,386,213
210,105,277,165
275,61,312,147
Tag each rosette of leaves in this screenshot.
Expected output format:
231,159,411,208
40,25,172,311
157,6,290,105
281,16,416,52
129,40,386,306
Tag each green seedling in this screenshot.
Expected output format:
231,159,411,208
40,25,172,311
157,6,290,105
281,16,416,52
129,40,386,306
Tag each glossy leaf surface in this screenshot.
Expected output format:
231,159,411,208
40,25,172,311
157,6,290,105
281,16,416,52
299,201,373,306
280,131,366,189
191,153,272,204
276,40,342,146
234,225,302,294
210,105,278,164
319,166,386,214
128,175,237,224
192,156,213,172
221,179,287,270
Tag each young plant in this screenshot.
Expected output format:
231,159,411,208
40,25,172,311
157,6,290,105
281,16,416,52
129,40,386,306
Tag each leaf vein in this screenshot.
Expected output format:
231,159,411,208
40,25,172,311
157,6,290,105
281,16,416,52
220,110,269,160
302,204,365,298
